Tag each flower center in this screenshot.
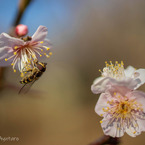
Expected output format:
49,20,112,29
118,101,131,115
101,93,144,122
99,61,125,80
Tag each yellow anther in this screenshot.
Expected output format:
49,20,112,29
100,114,103,117
99,69,101,72
100,120,103,124
46,55,50,58
14,46,18,49
49,52,52,55
121,61,124,65
5,58,8,61
115,61,118,64
107,107,109,110
14,69,16,73
133,131,136,134
44,53,46,55
118,95,121,98
114,92,116,95
105,61,107,64
20,73,24,78
47,47,50,50
40,41,44,44
110,61,112,63
41,49,43,51
11,63,14,66
14,52,17,55
40,55,42,57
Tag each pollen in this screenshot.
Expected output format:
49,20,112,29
49,52,52,55
11,63,14,66
47,47,50,50
14,52,17,55
14,46,19,49
46,55,50,58
44,53,46,55
100,120,103,123
5,58,8,61
133,131,136,134
20,73,24,77
39,55,42,57
100,114,103,117
40,41,44,44
14,69,16,73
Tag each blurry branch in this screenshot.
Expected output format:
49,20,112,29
89,135,120,145
10,0,33,35
13,0,32,26
0,0,32,90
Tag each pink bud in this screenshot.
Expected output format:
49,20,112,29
15,24,28,37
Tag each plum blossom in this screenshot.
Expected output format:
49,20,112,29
91,61,145,94
0,25,52,73
95,86,145,137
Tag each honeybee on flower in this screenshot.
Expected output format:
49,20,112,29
0,25,52,73
91,61,145,94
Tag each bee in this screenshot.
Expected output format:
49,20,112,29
19,61,47,94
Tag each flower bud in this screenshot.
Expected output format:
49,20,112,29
15,24,28,37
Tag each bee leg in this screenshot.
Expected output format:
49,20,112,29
18,84,27,94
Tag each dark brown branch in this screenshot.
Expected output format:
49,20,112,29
13,0,33,26
89,135,120,145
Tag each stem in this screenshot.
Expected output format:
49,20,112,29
89,135,120,145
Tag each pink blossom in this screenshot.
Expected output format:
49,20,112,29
95,86,145,137
15,24,28,37
0,26,52,72
91,61,145,94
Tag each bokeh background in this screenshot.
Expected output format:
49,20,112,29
0,0,145,145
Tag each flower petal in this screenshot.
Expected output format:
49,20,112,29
0,33,24,48
107,85,131,97
0,52,13,66
95,93,110,116
101,118,125,137
125,126,141,137
32,26,48,42
130,90,145,111
109,77,141,90
136,118,145,132
124,66,135,77
134,69,145,89
91,77,111,94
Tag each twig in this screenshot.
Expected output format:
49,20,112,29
89,135,120,145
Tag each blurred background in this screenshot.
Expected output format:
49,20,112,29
0,0,145,145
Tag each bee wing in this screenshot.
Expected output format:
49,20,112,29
18,80,37,94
